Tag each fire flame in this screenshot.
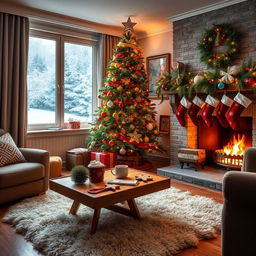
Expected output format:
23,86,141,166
223,134,245,156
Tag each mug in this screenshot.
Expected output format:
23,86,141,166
111,165,128,179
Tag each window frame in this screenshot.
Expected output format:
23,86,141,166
27,30,98,131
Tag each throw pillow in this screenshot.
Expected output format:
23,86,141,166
0,133,26,167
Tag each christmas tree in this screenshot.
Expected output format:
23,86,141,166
88,18,163,156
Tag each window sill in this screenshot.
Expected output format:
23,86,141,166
27,128,90,138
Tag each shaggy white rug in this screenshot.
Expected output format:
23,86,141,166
3,188,222,256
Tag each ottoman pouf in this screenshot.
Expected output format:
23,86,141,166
49,156,62,178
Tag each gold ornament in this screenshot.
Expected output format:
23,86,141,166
193,73,204,84
113,112,119,120
128,130,142,143
144,136,149,143
146,123,154,131
107,100,114,107
154,130,158,135
134,87,140,92
111,77,117,82
117,86,123,91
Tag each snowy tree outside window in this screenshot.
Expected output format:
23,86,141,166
27,35,93,128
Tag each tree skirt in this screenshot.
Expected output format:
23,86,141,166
2,188,222,256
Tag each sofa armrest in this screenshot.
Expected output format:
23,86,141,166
19,148,50,191
223,171,256,208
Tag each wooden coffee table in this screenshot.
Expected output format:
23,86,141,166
49,168,170,234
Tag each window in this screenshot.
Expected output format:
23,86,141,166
27,30,97,130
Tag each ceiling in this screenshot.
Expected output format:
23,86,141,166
3,0,242,37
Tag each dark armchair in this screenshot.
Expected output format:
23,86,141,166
222,147,256,256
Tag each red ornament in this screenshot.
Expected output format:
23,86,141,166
114,99,120,104
109,140,115,146
101,111,107,117
119,102,124,108
162,85,167,90
102,139,107,144
98,117,102,122
248,77,256,86
126,62,131,67
122,93,127,97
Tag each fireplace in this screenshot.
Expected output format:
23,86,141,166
198,117,252,169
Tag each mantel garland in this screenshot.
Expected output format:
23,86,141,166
198,24,240,69
156,59,256,100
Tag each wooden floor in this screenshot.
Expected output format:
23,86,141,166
0,160,223,256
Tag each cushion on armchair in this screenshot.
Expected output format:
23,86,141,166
0,133,26,167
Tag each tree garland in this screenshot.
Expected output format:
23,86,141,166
198,24,240,69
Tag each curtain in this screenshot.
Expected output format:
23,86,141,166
98,33,120,88
0,12,29,147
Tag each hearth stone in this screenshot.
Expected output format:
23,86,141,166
157,165,226,191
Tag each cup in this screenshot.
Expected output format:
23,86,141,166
88,161,105,183
111,165,128,179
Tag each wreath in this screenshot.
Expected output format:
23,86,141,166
198,24,240,69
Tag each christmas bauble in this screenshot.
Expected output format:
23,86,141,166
102,139,107,144
218,82,225,89
147,123,154,130
111,77,117,82
121,128,126,135
248,77,256,86
109,140,115,146
107,100,114,107
154,130,158,135
130,124,135,130
117,86,123,91
144,136,149,143
134,87,140,92
112,112,119,119
107,91,113,97
194,73,204,84
120,148,126,155
101,111,107,117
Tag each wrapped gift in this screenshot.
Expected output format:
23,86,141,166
91,152,117,168
66,148,91,171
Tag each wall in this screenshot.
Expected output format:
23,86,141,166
170,0,256,165
138,30,173,159
173,0,256,72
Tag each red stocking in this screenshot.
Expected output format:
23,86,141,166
225,92,252,131
200,95,219,128
175,97,191,127
216,95,233,128
188,96,204,126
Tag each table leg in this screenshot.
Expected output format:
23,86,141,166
90,208,101,235
69,201,80,215
127,199,141,220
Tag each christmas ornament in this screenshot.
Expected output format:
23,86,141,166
225,92,252,130
102,139,107,144
130,124,135,130
101,112,107,117
220,65,241,84
175,97,192,127
146,123,153,131
216,94,233,128
187,96,204,126
120,148,126,155
122,17,137,32
194,73,204,84
144,136,149,143
112,112,119,119
217,82,225,90
117,86,123,91
109,140,115,146
199,95,219,128
128,130,142,143
107,100,114,107
248,77,256,86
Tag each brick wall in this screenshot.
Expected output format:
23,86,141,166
170,0,256,165
173,0,256,72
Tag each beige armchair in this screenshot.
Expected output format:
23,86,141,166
0,132,49,204
222,147,256,256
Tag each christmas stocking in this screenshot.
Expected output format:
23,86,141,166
200,95,219,128
188,96,204,126
216,95,233,128
225,92,252,131
175,97,191,127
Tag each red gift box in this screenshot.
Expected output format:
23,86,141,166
91,152,117,168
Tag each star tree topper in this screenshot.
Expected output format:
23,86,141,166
122,17,137,32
